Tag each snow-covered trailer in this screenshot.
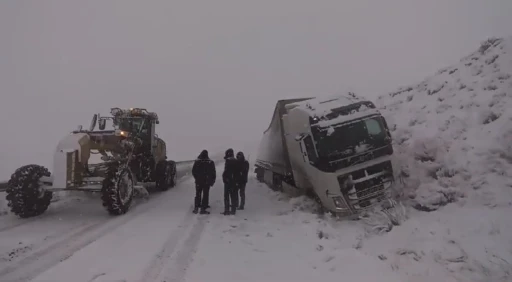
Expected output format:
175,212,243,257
254,94,396,216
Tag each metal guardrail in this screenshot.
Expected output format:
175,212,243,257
0,159,225,192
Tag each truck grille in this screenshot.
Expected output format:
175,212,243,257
337,160,394,211
328,144,393,171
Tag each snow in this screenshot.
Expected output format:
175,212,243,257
355,143,371,154
289,92,385,128
183,181,402,282
290,92,364,117
315,106,380,128
0,164,403,282
1,36,512,282
326,126,335,136
371,36,512,281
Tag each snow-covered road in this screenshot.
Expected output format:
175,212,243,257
0,164,402,282
182,177,402,282
1,160,509,282
0,165,202,282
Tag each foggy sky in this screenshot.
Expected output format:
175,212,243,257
0,0,510,179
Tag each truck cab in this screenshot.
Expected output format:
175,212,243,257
255,95,395,216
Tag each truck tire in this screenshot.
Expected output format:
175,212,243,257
155,160,177,191
255,168,264,183
5,164,53,218
168,161,177,188
101,165,135,215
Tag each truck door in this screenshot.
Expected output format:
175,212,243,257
299,135,319,165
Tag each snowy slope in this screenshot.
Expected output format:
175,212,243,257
379,37,512,208
367,37,512,281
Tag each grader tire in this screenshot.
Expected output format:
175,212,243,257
101,165,135,215
5,164,53,218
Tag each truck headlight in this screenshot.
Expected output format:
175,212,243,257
332,196,345,208
115,129,129,137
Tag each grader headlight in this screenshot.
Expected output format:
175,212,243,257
115,129,129,137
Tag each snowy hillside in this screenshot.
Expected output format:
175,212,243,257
370,37,512,281
378,37,512,210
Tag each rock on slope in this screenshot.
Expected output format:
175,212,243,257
369,37,512,281
378,37,512,212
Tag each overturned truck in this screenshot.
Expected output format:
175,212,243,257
254,94,396,217
6,107,177,218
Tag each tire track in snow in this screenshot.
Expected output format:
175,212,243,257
0,215,47,233
137,206,197,282
138,163,223,282
0,165,193,234
0,198,82,233
0,175,194,282
159,215,209,282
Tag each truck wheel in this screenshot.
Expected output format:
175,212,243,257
155,161,177,191
168,161,177,188
101,165,134,215
255,168,264,183
5,164,53,218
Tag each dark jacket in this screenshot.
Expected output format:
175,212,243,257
192,150,216,186
236,152,249,184
222,148,237,184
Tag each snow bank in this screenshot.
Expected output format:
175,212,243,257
377,36,512,211
369,36,512,281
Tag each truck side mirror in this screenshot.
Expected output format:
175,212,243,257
89,114,98,131
98,118,106,130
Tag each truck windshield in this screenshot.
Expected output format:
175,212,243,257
118,118,144,133
312,116,387,160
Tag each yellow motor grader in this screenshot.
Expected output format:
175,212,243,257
5,107,177,218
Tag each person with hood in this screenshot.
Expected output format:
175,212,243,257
235,151,250,210
192,149,216,214
222,148,238,215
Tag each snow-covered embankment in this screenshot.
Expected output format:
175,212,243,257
364,36,512,281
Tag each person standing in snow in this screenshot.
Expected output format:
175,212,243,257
235,151,250,210
192,149,216,214
222,148,238,215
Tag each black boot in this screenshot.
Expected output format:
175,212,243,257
222,210,231,215
200,209,210,214
193,207,199,214
238,205,244,210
